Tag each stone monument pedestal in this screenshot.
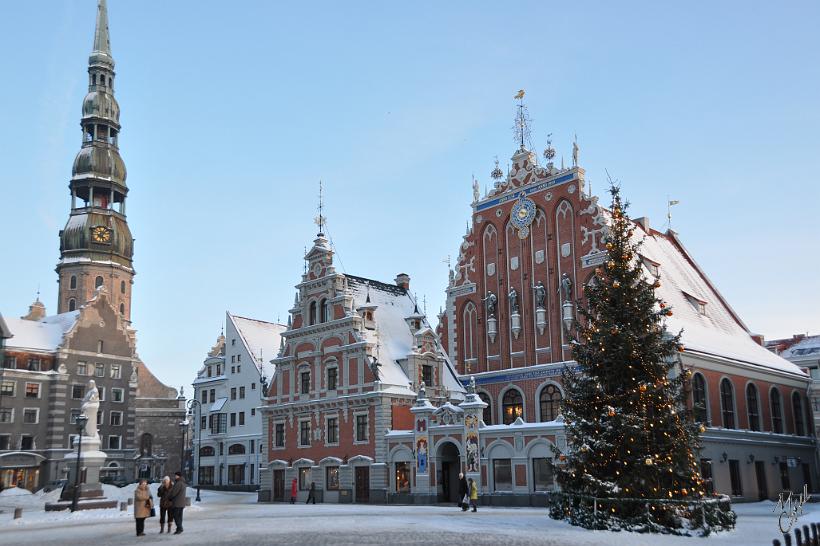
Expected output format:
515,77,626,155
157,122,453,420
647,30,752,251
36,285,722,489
45,436,117,511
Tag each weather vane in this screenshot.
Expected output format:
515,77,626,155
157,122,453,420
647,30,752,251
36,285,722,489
543,133,556,164
513,89,531,151
314,180,326,235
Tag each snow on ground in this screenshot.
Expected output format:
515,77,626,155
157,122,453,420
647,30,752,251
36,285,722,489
0,491,815,545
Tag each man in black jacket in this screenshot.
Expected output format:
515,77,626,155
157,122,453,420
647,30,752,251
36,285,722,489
457,472,469,511
167,472,188,534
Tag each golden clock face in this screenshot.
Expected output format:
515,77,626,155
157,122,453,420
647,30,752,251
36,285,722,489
91,226,111,244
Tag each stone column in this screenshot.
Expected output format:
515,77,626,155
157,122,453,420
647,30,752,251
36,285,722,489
410,383,435,503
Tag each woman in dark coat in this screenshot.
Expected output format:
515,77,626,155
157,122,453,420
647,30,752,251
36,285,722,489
457,472,469,511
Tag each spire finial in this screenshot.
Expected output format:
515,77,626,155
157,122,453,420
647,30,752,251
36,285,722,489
513,89,530,151
90,0,113,66
314,180,326,236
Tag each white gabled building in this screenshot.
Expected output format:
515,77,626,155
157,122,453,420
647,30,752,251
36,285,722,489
191,312,285,489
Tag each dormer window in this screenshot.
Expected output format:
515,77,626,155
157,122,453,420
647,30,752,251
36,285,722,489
684,292,707,315
422,365,433,387
640,255,660,277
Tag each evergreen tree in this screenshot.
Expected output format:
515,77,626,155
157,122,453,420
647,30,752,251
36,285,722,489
549,185,735,535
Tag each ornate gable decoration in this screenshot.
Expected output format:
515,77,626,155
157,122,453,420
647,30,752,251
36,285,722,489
434,402,464,425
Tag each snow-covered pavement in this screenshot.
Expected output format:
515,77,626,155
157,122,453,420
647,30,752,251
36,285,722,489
0,487,815,545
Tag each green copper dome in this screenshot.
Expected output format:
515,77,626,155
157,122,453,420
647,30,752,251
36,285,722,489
72,146,127,186
82,91,120,124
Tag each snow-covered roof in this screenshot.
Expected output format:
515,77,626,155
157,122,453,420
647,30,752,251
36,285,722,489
0,313,11,340
635,226,806,377
210,397,228,412
229,313,286,382
4,312,80,352
346,275,464,398
780,336,820,360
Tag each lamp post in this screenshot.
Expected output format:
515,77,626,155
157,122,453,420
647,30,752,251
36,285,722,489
71,414,88,512
186,398,202,501
179,420,189,478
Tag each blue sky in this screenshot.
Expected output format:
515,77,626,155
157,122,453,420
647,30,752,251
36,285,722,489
1,1,818,391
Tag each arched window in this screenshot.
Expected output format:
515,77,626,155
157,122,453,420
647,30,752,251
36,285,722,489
692,373,707,423
92,74,97,85
792,392,805,436
140,433,152,457
719,378,735,429
68,299,76,312
539,384,562,422
108,77,112,87
770,388,783,433
462,303,477,362
120,280,126,294
228,443,246,455
119,303,125,315
769,387,783,434
319,298,328,323
199,446,215,457
309,301,317,325
502,389,523,425
95,276,104,289
478,392,492,425
70,275,77,290
746,383,760,431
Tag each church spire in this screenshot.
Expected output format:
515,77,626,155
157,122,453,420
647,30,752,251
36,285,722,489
56,0,134,322
90,0,114,68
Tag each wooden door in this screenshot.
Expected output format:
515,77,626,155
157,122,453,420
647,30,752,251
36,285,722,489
273,470,285,501
355,466,370,503
755,461,768,501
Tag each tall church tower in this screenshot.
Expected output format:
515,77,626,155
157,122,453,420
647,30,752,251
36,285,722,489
57,0,134,322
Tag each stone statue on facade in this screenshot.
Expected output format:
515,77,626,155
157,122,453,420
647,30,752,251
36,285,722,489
472,178,480,203
508,286,519,314
561,273,573,303
483,291,497,317
572,136,579,167
80,379,100,439
533,280,546,309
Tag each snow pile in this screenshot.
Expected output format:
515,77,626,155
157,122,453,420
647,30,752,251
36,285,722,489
0,487,33,497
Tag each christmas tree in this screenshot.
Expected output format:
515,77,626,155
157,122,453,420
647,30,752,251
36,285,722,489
548,185,735,535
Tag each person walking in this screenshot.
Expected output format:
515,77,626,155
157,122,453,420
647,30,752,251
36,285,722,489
134,480,154,537
305,482,317,504
290,478,298,504
167,471,187,535
458,472,469,511
156,476,173,534
468,477,478,512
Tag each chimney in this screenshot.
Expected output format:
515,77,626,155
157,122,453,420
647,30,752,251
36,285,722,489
395,273,410,290
634,217,651,232
750,334,765,346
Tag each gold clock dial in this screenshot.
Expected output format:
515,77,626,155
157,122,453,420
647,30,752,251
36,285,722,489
91,226,111,243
